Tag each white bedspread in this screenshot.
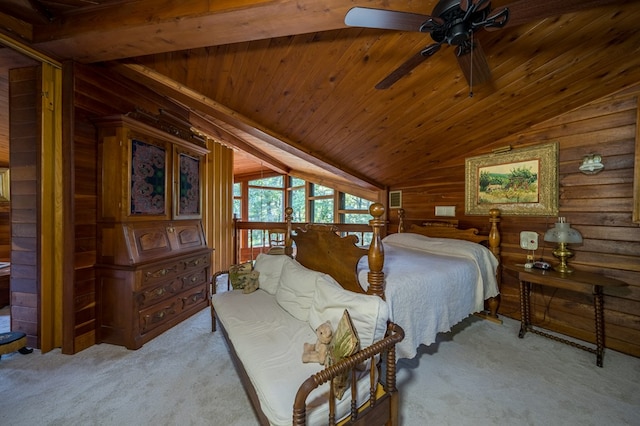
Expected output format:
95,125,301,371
358,232,499,360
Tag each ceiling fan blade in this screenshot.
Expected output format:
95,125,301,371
456,40,492,86
501,0,627,28
375,44,442,90
345,7,433,32
476,7,510,30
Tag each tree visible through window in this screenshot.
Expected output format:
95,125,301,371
248,176,284,222
310,183,333,223
233,182,242,219
236,174,375,247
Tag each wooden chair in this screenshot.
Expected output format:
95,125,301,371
267,228,287,255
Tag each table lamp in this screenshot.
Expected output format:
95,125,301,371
544,217,583,273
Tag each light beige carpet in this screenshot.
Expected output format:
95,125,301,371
1,305,638,425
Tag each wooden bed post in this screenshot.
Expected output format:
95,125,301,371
284,206,293,257
488,208,501,262
485,208,502,323
367,203,386,298
397,208,405,233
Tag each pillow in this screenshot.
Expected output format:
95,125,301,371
241,271,260,294
229,261,253,290
328,310,360,399
275,259,322,321
309,275,388,349
253,254,292,295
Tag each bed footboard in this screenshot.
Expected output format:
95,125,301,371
293,322,405,426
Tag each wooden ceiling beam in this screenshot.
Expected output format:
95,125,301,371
32,0,427,63
188,112,290,175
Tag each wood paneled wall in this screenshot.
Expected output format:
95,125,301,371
203,140,234,274
390,84,640,358
9,66,40,348
0,203,8,262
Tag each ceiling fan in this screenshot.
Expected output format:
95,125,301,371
345,0,624,90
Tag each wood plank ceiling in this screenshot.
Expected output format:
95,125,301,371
1,0,640,195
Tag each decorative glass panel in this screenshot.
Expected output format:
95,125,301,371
130,139,166,215
178,152,201,216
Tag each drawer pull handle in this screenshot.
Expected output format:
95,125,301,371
191,276,198,282
145,266,177,280
154,288,165,296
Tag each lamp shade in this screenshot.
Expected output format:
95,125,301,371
544,217,583,244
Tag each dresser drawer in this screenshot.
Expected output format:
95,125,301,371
139,298,181,335
181,268,208,289
180,287,207,309
136,277,183,307
181,253,210,271
140,261,182,288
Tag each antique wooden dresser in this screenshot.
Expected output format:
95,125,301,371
95,112,211,349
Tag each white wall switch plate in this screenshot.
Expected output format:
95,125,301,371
520,231,539,250
435,205,456,217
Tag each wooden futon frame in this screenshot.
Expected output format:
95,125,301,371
212,203,405,425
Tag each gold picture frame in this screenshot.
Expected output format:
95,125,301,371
0,168,9,202
465,142,559,216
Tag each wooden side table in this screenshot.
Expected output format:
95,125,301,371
504,263,627,367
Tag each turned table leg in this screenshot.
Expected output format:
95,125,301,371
518,280,531,339
594,286,605,367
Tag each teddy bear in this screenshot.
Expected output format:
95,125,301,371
302,321,333,365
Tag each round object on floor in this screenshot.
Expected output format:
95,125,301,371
0,331,32,358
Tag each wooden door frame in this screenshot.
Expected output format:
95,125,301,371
1,34,64,353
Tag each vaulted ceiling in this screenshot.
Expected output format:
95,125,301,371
2,0,640,198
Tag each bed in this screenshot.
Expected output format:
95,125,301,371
291,206,502,361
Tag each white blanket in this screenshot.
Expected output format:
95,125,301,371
358,232,499,360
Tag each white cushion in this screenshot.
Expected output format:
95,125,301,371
253,254,293,295
212,289,374,426
275,259,322,321
309,276,389,349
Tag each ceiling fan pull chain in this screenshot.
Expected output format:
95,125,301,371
469,31,474,98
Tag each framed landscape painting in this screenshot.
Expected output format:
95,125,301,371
465,142,559,216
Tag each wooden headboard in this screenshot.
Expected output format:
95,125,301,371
289,204,387,298
397,208,502,262
291,224,366,294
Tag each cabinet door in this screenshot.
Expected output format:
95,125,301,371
130,138,169,217
173,147,203,219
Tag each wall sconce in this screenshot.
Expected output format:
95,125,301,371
544,217,583,274
579,154,604,175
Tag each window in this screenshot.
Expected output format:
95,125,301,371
289,177,306,222
310,183,333,223
339,193,374,246
248,176,284,222
233,182,242,219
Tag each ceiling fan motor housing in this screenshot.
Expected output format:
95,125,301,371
429,0,490,46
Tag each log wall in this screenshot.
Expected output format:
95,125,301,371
390,85,640,358
8,66,40,347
